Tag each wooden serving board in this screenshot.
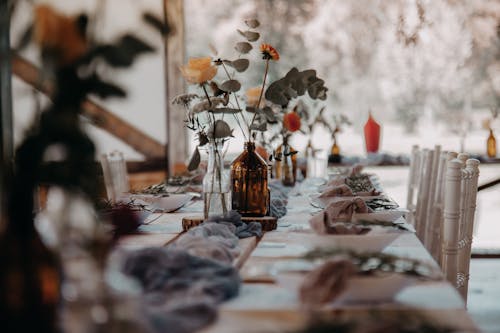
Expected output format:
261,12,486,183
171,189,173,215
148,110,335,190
182,216,278,232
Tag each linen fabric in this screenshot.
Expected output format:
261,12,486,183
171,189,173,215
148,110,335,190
123,247,240,333
309,198,372,234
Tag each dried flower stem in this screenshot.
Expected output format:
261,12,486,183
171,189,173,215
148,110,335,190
221,62,248,142
201,83,212,107
249,59,270,140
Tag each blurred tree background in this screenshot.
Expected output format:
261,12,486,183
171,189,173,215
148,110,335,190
185,0,499,133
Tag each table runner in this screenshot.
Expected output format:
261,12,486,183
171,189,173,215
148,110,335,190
116,177,480,333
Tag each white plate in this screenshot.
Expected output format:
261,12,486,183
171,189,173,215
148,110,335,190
333,273,415,304
124,193,194,213
309,194,384,209
353,209,408,223
260,233,400,256
275,272,414,305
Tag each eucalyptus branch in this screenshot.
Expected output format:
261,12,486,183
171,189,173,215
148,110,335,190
221,62,248,141
201,83,212,107
249,59,270,140
303,249,440,280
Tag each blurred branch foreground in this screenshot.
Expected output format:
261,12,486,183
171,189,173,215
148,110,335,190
11,54,164,159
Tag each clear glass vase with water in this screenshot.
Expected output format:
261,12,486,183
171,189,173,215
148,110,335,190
203,140,231,219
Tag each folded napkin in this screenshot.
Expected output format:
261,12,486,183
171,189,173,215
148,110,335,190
299,257,357,305
310,198,372,234
207,210,263,238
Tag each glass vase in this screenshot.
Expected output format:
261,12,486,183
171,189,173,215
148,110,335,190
203,139,231,219
230,141,269,216
274,141,297,186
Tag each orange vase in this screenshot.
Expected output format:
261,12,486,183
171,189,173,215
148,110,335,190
364,112,381,153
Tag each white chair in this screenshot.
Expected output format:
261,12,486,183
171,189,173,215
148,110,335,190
428,151,457,263
406,145,421,225
442,158,480,303
412,145,442,246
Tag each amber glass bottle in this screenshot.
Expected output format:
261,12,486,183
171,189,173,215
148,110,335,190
487,129,496,158
0,199,61,332
231,141,269,216
329,135,341,164
274,138,297,186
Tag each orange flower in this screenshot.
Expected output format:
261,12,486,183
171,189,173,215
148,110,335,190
283,112,301,132
180,57,218,84
34,5,88,66
260,43,279,61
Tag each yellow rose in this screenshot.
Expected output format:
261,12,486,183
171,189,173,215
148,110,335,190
179,57,217,84
246,87,264,107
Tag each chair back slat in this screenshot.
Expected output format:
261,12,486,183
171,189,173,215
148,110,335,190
423,145,441,249
415,149,434,241
428,151,453,263
406,145,421,225
442,158,463,286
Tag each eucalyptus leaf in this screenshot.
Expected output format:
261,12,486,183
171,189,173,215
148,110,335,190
245,19,260,28
192,97,225,113
198,132,209,146
250,122,267,131
228,58,250,72
187,147,201,171
249,115,267,131
237,29,260,42
262,106,278,123
208,120,234,139
265,67,328,106
192,100,212,114
220,80,241,93
210,107,241,114
234,42,253,54
245,106,258,113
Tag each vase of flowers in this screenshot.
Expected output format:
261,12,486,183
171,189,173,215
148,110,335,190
174,18,328,216
173,55,239,219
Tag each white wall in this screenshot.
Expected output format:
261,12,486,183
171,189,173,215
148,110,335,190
11,0,167,161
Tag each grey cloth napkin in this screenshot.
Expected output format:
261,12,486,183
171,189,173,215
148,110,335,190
123,247,240,333
207,210,263,238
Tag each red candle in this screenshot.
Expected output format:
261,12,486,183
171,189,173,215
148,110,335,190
364,112,381,153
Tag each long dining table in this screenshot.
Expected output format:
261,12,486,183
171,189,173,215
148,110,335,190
116,175,480,333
